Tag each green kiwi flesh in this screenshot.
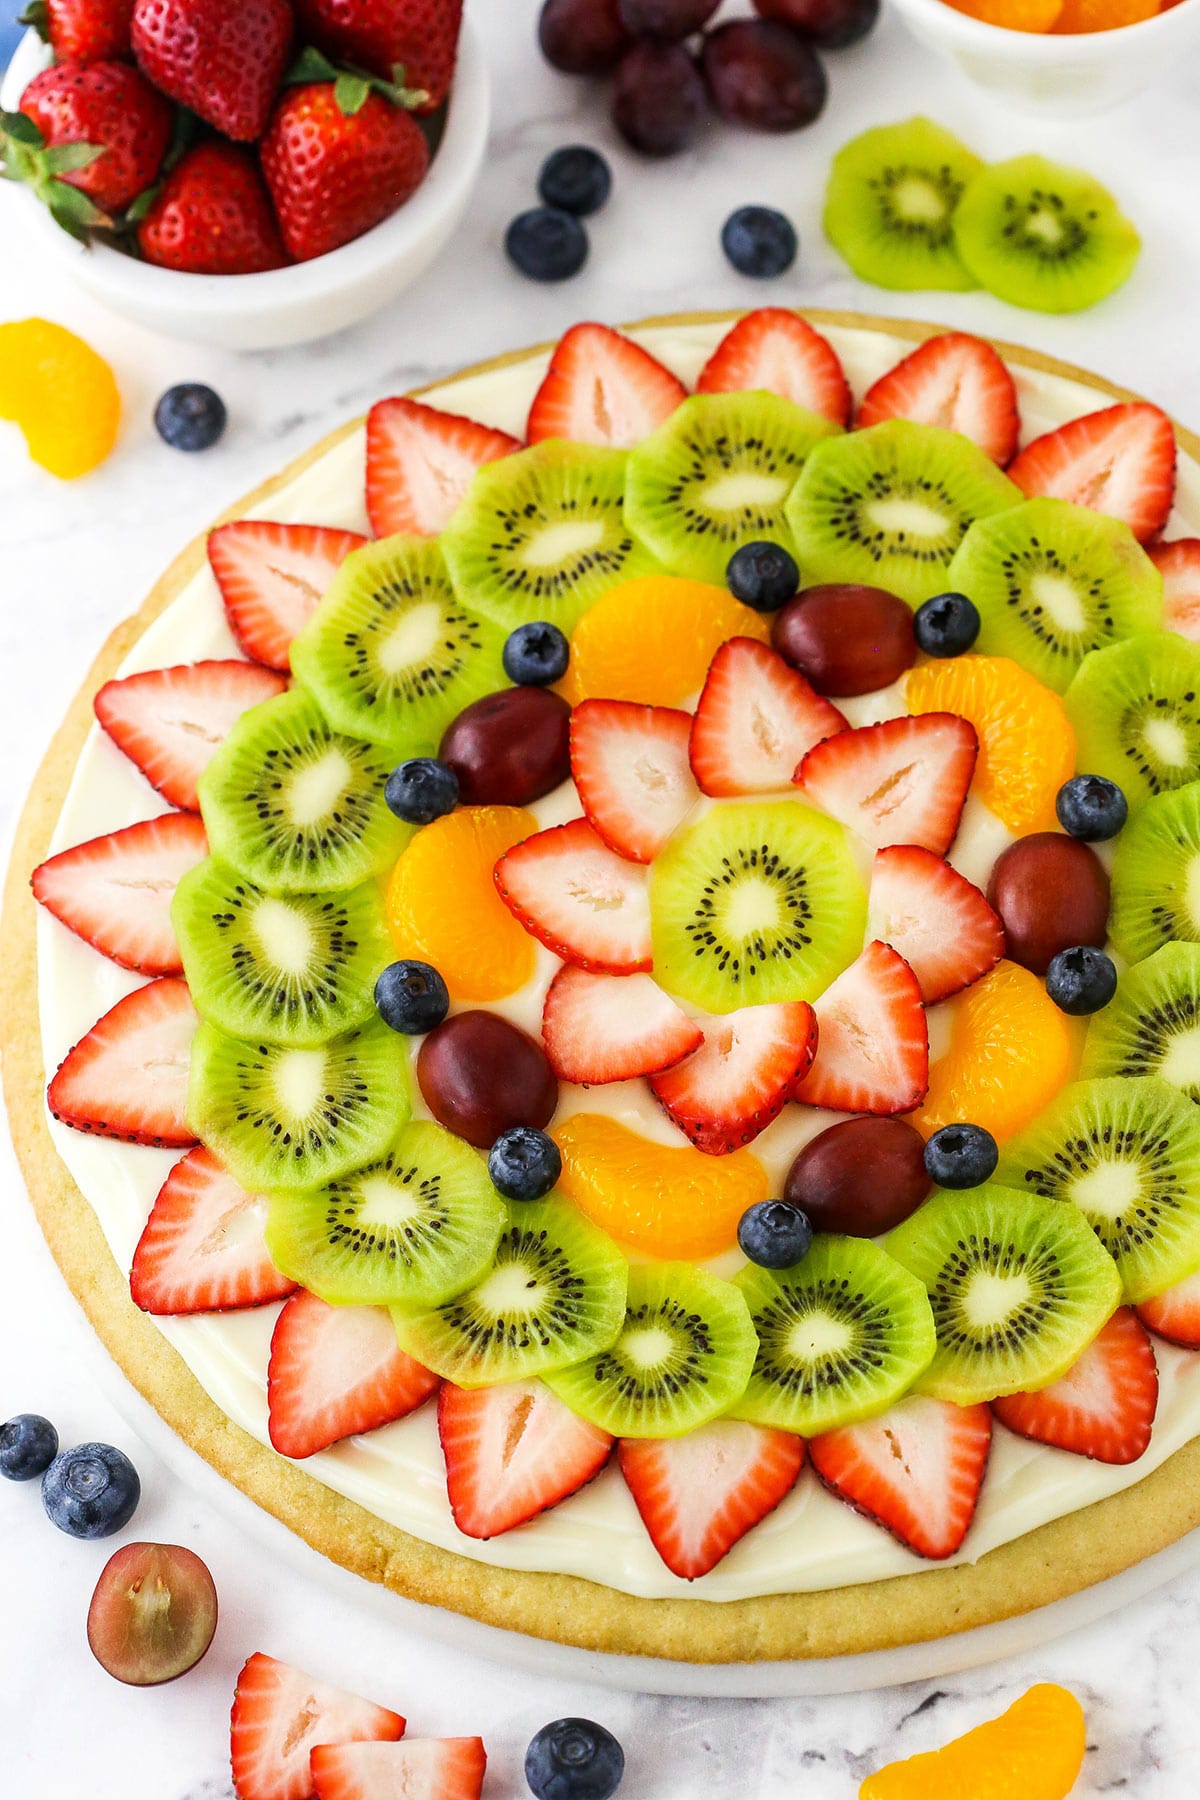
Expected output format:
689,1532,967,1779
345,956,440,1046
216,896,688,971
1110,783,1200,963
1082,943,1200,1106
1065,631,1200,811
822,117,983,293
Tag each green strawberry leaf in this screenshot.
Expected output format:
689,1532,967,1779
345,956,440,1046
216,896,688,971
286,45,340,85
333,71,372,116
123,183,160,224
18,0,50,42
44,141,104,175
1,109,46,149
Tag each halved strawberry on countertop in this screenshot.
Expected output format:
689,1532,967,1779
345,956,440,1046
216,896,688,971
1149,538,1200,642
527,322,687,448
792,942,928,1116
796,713,978,857
868,844,1004,1005
230,1652,405,1800
1007,402,1176,543
438,1380,613,1538
494,817,652,972
619,1421,805,1579
268,1290,438,1460
311,1739,486,1800
131,1147,295,1317
32,811,208,975
810,1395,991,1560
208,522,369,671
541,966,703,1084
695,307,851,427
95,659,287,811
48,976,198,1147
689,637,846,798
365,398,520,539
1137,1269,1200,1347
856,333,1019,466
650,1001,818,1154
992,1308,1158,1465
569,697,697,863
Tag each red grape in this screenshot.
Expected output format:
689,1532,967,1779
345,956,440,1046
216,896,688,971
618,0,720,34
418,1011,559,1148
87,1543,217,1686
611,40,706,157
701,20,826,132
784,1117,931,1236
538,0,633,74
987,834,1110,976
754,0,881,49
439,687,571,807
772,584,916,697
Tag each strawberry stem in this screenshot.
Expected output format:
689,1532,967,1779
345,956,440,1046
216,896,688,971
285,45,429,114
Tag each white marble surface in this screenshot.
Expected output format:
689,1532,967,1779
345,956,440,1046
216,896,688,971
4,1,1200,1792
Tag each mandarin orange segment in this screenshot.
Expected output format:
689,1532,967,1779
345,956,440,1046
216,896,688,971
916,960,1075,1142
860,1683,1086,1800
560,576,771,707
906,655,1075,835
386,805,538,1001
553,1113,768,1259
941,0,1063,27
0,318,120,479
1054,0,1156,28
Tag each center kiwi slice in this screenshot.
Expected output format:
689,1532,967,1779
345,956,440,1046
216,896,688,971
731,1236,936,1436
784,420,1021,607
649,800,866,1013
623,391,841,588
1065,632,1200,810
822,116,983,293
1110,784,1200,963
885,1185,1121,1403
289,537,506,759
1082,943,1200,1106
996,1075,1200,1303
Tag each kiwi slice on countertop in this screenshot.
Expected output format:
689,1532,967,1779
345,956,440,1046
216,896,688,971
731,1235,936,1437
623,391,840,589
1110,784,1200,963
545,1262,757,1439
649,799,866,1014
173,860,391,1047
823,117,983,293
1082,943,1200,1105
187,1017,409,1193
198,687,409,894
439,441,659,638
997,1076,1200,1303
885,1184,1121,1404
264,1120,505,1309
392,1199,628,1386
953,155,1140,315
946,497,1162,695
1065,632,1200,811
784,420,1021,607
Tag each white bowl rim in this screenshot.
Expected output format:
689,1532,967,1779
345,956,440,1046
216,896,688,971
893,0,1200,51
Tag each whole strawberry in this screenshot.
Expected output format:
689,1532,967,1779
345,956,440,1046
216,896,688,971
14,59,172,216
292,0,464,111
24,0,135,63
138,141,288,274
131,0,293,141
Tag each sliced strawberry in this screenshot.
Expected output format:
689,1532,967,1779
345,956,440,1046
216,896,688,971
32,811,208,975
650,1001,818,1154
1007,402,1176,543
695,307,851,426
792,942,928,1115
868,844,1004,1005
365,397,520,539
992,1308,1158,1465
796,713,978,857
619,1421,804,1579
230,1652,405,1800
856,333,1019,465
311,1739,486,1800
208,521,369,670
268,1291,439,1460
810,1395,991,1560
48,977,198,1147
438,1380,612,1538
689,637,846,798
1137,1269,1200,1347
541,966,702,1084
526,321,687,448
1149,538,1200,642
95,660,287,811
569,698,697,863
494,817,652,973
131,1147,295,1316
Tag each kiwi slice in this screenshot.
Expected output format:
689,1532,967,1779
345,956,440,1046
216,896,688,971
264,1120,505,1309
731,1236,936,1436
1082,943,1200,1105
784,420,1021,607
288,538,506,759
622,392,840,588
439,441,659,638
1110,784,1200,963
822,117,982,293
996,1075,1200,1303
953,155,1140,314
945,498,1162,695
649,799,866,1014
391,1199,628,1386
885,1185,1121,1403
1065,632,1200,811
187,1017,409,1193
545,1263,757,1439
198,688,409,894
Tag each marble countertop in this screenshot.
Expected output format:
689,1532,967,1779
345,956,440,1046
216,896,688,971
4,2,1200,1792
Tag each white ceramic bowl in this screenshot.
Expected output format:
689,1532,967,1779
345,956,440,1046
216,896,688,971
0,18,489,350
890,0,1200,114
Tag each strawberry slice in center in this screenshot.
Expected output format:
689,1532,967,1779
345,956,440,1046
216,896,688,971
796,712,978,857
650,1000,818,1154
793,941,928,1116
689,637,846,798
494,817,652,972
570,698,698,863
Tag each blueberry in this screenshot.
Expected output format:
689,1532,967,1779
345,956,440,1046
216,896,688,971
737,1199,813,1269
538,145,612,217
0,1414,59,1481
154,384,227,452
384,757,459,825
1045,945,1118,1016
721,205,797,278
489,1126,562,1201
525,1718,625,1800
913,591,981,658
1056,774,1128,843
726,541,799,612
505,207,589,282
503,621,570,686
923,1123,999,1189
375,960,450,1035
42,1443,140,1539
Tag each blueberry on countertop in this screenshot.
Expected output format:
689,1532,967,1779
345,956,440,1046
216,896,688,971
42,1443,140,1539
506,208,589,282
525,1717,625,1800
721,205,797,278
155,384,227,452
0,1414,59,1482
538,146,612,217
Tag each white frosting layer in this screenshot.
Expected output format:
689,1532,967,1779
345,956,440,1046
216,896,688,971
36,319,1200,1603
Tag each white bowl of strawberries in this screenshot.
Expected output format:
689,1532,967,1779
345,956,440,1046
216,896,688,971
0,0,488,351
